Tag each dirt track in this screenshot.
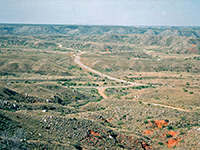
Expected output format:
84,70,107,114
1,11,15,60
96,87,108,99
74,52,144,85
142,102,191,112
74,51,146,99
53,44,190,112
73,50,191,112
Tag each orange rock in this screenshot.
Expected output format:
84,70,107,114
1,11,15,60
107,118,113,122
164,131,178,137
105,48,109,52
144,130,153,135
154,120,168,128
141,142,153,150
167,138,181,148
90,130,100,137
102,129,106,133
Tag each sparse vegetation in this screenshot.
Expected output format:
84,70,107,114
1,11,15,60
0,24,200,149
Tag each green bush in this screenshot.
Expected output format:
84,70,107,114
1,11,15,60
146,116,152,119
167,125,174,130
117,121,124,125
183,88,188,92
166,134,172,138
180,116,186,120
150,120,155,124
165,119,169,123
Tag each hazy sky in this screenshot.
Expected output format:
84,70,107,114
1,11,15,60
0,0,200,26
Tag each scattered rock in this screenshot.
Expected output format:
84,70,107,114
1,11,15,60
167,138,181,148
98,116,108,123
143,130,153,135
90,130,100,137
154,120,168,129
107,117,113,122
164,131,178,137
197,128,200,132
141,142,153,150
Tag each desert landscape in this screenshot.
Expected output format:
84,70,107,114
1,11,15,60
0,24,199,149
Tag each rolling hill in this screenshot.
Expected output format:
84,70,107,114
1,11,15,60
0,24,200,38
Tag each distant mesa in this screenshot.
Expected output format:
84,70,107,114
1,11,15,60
0,24,200,38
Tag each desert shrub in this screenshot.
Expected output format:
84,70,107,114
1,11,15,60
183,88,188,92
98,107,105,111
150,120,155,124
166,134,172,138
117,143,125,148
146,116,152,119
186,82,190,85
117,121,124,125
167,125,174,130
180,116,186,120
57,81,62,84
165,119,169,123
144,120,148,124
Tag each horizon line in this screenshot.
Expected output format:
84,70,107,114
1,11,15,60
0,22,200,28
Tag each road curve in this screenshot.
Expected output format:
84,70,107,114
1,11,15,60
74,51,146,99
52,44,190,112
74,52,144,86
73,50,191,112
96,87,108,99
